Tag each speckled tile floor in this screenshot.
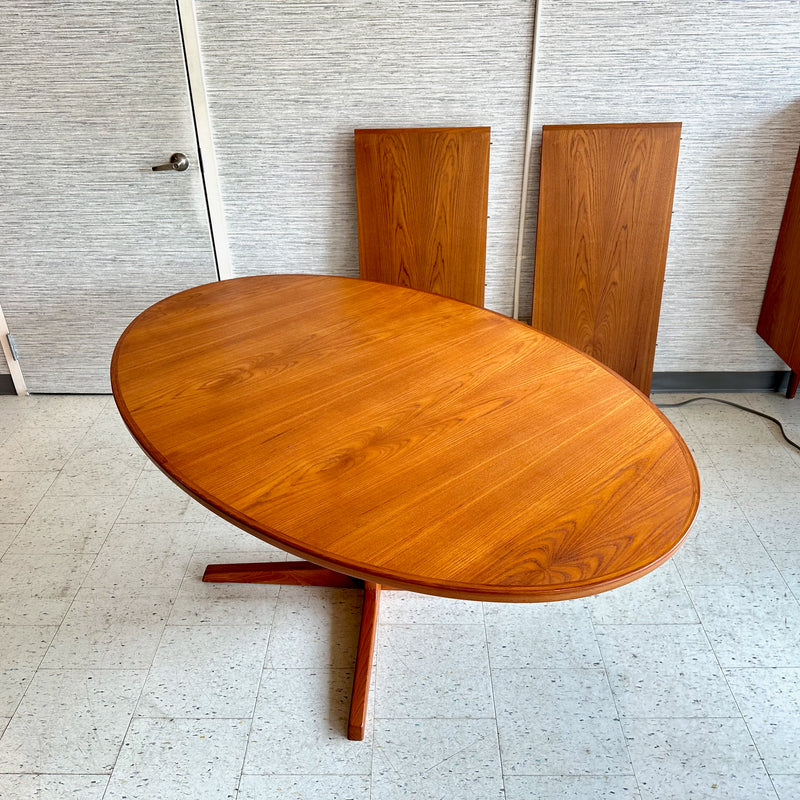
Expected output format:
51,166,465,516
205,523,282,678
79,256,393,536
0,392,798,800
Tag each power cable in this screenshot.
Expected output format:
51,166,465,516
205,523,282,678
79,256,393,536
656,396,800,453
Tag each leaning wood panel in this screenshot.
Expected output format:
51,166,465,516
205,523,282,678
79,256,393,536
532,123,682,394
757,143,800,397
355,127,490,306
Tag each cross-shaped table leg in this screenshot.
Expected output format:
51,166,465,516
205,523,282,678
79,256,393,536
202,560,381,741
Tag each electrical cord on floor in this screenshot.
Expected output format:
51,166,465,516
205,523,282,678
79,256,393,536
655,396,800,453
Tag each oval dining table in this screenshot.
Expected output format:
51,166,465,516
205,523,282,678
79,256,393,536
111,274,700,740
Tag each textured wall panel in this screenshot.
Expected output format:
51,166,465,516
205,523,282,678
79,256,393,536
4,0,797,388
0,2,218,392
522,0,800,372
194,1,535,315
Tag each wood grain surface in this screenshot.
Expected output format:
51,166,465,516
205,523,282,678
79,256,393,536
348,582,380,741
757,143,800,378
532,123,681,395
202,561,363,587
111,275,699,602
355,127,490,306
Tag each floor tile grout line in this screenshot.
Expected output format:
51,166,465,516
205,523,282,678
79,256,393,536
235,576,284,794
99,628,168,796
92,402,166,796
679,555,782,798
587,600,645,799
367,588,379,800
479,599,507,800
0,409,108,723
0,771,110,777
677,398,800,497
370,607,385,799
135,505,267,795
717,445,798,600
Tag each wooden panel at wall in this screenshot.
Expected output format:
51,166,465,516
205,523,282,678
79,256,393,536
355,127,489,306
757,143,800,386
532,123,681,395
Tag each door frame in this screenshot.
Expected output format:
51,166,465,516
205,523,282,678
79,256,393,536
1,0,229,394
0,303,28,396
176,0,233,280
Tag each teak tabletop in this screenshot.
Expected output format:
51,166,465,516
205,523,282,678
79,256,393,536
111,274,700,739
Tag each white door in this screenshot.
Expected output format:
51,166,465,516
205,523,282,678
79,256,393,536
0,1,219,393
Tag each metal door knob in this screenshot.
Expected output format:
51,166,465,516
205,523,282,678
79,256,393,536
152,153,189,172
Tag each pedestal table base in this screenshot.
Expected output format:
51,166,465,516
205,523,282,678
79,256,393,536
202,560,383,740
